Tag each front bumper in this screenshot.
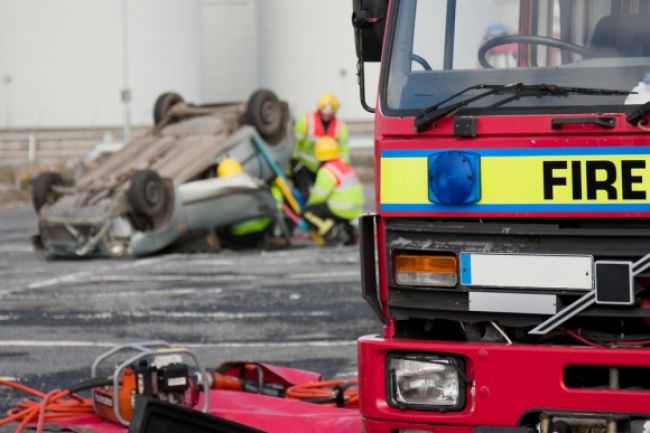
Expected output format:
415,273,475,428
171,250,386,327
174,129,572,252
381,218,650,327
358,336,650,432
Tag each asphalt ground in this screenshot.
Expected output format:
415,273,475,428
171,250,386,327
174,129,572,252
0,205,381,430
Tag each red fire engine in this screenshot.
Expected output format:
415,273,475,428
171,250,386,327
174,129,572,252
352,1,650,433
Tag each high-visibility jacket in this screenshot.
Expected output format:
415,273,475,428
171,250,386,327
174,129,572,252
230,184,283,236
293,112,350,173
307,159,364,220
229,215,273,236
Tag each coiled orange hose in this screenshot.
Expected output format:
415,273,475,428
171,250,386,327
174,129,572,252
0,380,93,433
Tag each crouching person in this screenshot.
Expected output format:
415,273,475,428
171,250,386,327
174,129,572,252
303,137,364,245
216,158,284,249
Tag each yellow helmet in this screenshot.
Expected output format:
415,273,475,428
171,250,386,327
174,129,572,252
315,137,340,162
217,158,243,177
317,93,340,114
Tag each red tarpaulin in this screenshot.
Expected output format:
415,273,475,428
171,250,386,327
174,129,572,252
57,389,361,433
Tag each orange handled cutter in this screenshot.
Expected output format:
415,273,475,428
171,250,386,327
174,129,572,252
90,341,210,426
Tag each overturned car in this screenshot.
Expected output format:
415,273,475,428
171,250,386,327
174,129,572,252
33,90,293,257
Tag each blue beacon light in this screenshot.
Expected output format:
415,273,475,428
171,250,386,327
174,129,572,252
428,151,481,205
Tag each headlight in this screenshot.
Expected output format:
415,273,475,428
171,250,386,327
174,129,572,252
387,353,466,411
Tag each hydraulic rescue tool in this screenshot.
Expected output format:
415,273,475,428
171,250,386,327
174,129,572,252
212,363,286,397
90,341,210,426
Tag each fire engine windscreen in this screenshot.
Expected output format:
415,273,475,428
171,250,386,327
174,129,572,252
385,0,650,112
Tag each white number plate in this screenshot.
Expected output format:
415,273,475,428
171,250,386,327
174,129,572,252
460,253,593,290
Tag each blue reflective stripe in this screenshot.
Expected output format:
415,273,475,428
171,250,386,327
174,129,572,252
382,150,435,158
460,253,472,285
381,203,650,212
381,146,650,158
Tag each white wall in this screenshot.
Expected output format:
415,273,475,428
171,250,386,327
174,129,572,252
256,0,376,121
0,0,201,128
0,0,374,128
199,0,257,102
127,0,202,125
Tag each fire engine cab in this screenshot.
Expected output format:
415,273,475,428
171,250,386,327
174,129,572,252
352,1,650,433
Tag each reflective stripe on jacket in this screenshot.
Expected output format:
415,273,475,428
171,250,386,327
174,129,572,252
307,159,364,220
230,216,272,236
229,185,283,236
293,113,350,172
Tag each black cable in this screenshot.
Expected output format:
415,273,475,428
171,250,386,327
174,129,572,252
67,376,113,393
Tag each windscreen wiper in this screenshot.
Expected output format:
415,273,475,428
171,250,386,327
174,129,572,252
626,99,650,126
413,83,517,132
414,82,632,132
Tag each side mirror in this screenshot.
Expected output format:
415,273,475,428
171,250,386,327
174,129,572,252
352,0,387,62
352,0,387,113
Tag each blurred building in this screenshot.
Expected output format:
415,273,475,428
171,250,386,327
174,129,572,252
0,0,376,129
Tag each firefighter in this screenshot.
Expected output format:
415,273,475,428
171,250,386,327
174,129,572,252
216,158,283,249
291,93,350,202
303,137,363,245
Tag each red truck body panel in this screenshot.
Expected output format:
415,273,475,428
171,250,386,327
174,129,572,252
359,336,650,426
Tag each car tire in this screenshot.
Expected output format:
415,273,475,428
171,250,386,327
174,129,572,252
244,89,284,142
128,169,166,219
127,212,153,232
32,172,64,212
153,92,184,126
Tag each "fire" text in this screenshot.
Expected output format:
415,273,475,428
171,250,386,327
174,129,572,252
543,160,647,200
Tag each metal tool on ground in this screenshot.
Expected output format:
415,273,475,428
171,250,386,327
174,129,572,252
210,361,358,407
251,135,313,234
212,363,286,398
90,341,209,426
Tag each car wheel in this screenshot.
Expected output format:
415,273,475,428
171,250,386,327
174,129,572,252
32,172,64,212
128,170,166,219
244,89,284,142
127,212,153,232
153,92,184,126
